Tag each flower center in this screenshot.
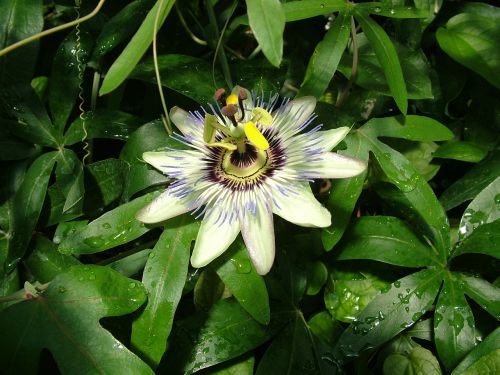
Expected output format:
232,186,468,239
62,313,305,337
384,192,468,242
208,143,275,191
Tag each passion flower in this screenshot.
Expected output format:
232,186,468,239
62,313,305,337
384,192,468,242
136,87,367,275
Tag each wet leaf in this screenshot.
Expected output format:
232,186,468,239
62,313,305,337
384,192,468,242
131,54,224,104
434,273,475,370
333,269,442,361
164,299,288,374
383,346,442,375
0,0,43,84
6,152,58,271
24,235,80,283
458,177,500,240
58,191,160,255
0,265,152,375
212,239,270,324
132,215,199,368
336,216,441,267
452,327,500,375
452,219,500,260
100,0,176,95
256,313,338,375
64,109,144,145
459,273,500,320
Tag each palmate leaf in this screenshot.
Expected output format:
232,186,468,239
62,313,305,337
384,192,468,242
256,313,339,375
452,327,500,375
163,299,289,374
335,216,442,267
434,272,476,371
333,268,442,362
0,265,153,375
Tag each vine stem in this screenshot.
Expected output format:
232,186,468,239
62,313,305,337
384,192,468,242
153,0,172,134
336,16,359,108
0,0,107,58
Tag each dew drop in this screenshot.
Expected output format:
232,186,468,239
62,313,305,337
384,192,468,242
129,282,137,289
102,222,111,229
83,235,105,248
374,7,382,13
58,287,66,293
148,252,156,259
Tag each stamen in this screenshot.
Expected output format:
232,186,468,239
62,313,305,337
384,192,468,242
214,88,226,104
251,107,273,126
207,142,237,151
244,121,269,150
226,94,238,106
221,105,239,127
203,114,218,142
238,89,247,119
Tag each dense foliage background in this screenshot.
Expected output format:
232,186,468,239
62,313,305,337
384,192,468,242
0,0,499,374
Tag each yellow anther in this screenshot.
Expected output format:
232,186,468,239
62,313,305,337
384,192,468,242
226,94,239,106
251,107,273,126
207,142,237,151
244,121,269,150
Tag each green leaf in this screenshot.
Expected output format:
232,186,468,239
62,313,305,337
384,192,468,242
84,159,127,213
452,327,500,375
0,123,40,161
339,36,432,100
7,152,58,271
383,346,442,375
130,55,224,104
49,27,93,133
91,0,153,62
212,239,270,325
306,260,328,296
452,219,500,260
123,162,168,201
459,273,500,320
298,12,351,98
440,151,500,210
308,311,343,347
357,127,450,258
246,0,285,67
459,177,500,240
436,4,500,90
0,0,43,84
164,299,287,374
208,355,255,375
336,216,441,267
131,215,199,368
58,191,160,255
64,109,144,145
354,12,408,113
0,85,61,147
324,266,389,323
256,313,338,374
24,235,80,283
99,0,176,95
0,265,152,375
56,149,85,213
108,249,151,277
194,269,225,311
322,133,369,250
433,142,488,163
356,3,431,19
281,0,346,22
434,273,475,370
333,269,442,361
362,115,453,142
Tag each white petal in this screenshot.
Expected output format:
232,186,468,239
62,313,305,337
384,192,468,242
136,190,194,224
272,182,331,227
170,106,195,136
287,96,316,122
311,152,367,179
240,203,275,275
143,150,202,173
317,127,350,151
191,206,240,268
